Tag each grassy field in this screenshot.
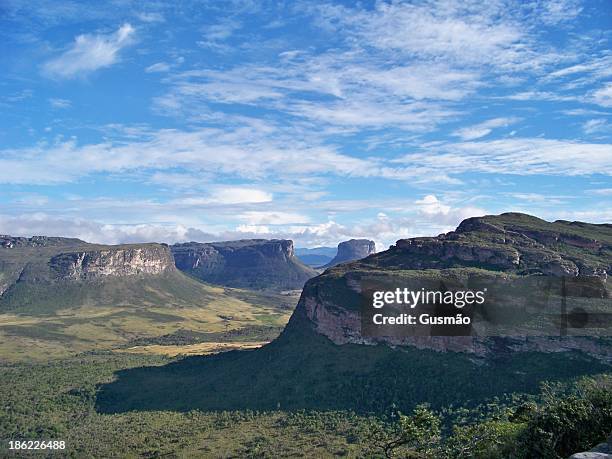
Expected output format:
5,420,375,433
120,341,268,357
0,283,299,362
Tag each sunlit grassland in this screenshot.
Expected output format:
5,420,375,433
0,287,299,362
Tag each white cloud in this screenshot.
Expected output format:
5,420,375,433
452,117,520,140
238,211,310,225
545,54,612,83
155,46,476,132
538,0,582,25
582,119,609,135
48,98,71,109
4,128,608,189
209,187,272,205
235,224,271,234
204,19,240,41
591,83,612,108
589,188,612,196
172,187,272,206
415,194,451,215
414,194,484,226
0,127,378,185
145,62,171,73
43,23,135,79
505,192,569,205
137,12,165,23
396,138,612,177
290,98,457,131
314,1,566,72
197,19,241,50
505,91,579,102
151,0,587,137
547,208,612,224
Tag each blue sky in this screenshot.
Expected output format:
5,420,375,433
1,0,611,249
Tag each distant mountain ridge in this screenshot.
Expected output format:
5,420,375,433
295,246,336,267
171,239,317,290
0,235,86,248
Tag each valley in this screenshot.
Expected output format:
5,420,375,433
0,236,301,362
0,213,610,458
0,288,297,362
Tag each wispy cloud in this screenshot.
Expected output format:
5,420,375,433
313,1,569,72
145,62,170,73
591,83,612,108
171,187,273,206
42,23,135,79
48,98,71,108
0,126,378,185
197,18,242,51
452,117,520,140
582,119,609,134
505,91,579,102
396,138,612,177
136,12,164,23
538,0,583,24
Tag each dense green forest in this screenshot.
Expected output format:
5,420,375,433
1,352,610,458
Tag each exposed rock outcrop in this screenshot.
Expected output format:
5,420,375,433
323,239,376,268
289,213,612,360
0,235,85,249
375,213,610,278
0,237,180,311
569,434,612,458
172,239,317,290
50,245,174,280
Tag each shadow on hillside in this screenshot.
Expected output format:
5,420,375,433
96,315,611,414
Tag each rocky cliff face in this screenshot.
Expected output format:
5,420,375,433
290,213,611,360
0,237,176,302
323,239,376,268
49,245,174,280
172,239,317,289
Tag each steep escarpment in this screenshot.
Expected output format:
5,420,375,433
97,213,611,415
0,237,193,313
323,239,376,268
172,239,317,290
292,213,611,358
49,245,173,280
